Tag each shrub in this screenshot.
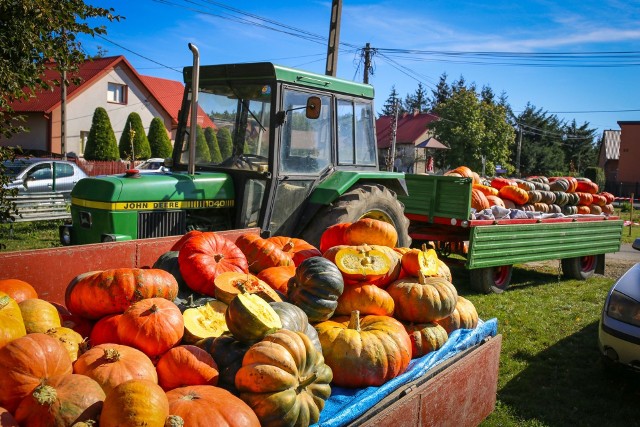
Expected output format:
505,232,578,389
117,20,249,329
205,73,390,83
620,202,632,213
84,107,119,161
583,166,605,191
204,127,222,163
119,112,151,160
147,117,172,158
195,125,211,162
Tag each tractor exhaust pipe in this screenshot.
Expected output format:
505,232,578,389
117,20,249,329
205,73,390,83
188,43,200,175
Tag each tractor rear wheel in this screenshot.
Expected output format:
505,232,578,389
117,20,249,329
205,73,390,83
300,183,411,249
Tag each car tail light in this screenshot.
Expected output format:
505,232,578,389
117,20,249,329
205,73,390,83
606,291,640,327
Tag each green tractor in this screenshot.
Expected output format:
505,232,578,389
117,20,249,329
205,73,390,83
61,46,410,247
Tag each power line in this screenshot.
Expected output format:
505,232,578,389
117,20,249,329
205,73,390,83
96,35,182,73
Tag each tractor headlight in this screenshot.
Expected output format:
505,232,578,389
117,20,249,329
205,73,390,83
606,291,640,327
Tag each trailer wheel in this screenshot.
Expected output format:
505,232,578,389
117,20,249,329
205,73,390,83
470,265,513,294
561,255,597,280
300,183,411,249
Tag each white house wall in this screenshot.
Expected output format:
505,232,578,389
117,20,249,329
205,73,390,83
58,63,171,157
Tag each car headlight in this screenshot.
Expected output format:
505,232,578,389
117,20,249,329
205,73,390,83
606,290,640,327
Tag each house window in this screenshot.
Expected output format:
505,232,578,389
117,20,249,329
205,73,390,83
107,82,127,104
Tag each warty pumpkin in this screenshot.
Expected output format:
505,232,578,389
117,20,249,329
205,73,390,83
14,374,105,427
235,233,292,274
45,326,85,362
404,322,449,358
0,333,73,413
166,385,260,427
344,218,398,247
156,345,219,391
0,292,26,349
315,311,411,388
386,272,458,323
100,379,169,427
117,297,184,357
65,268,179,319
179,232,249,296
0,279,37,303
18,298,61,333
287,256,344,322
73,343,158,395
235,329,333,427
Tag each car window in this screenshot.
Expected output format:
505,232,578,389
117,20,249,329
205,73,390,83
27,164,52,180
54,163,74,178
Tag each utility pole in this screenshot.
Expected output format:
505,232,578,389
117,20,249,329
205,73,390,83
325,0,342,77
61,69,67,159
516,124,523,177
388,100,399,172
363,43,371,84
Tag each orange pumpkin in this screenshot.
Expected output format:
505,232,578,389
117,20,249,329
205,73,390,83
576,179,598,194
170,230,204,251
576,192,594,206
577,205,591,214
166,385,260,427
100,379,169,427
256,265,296,294
386,273,458,323
473,184,498,197
344,218,398,247
486,195,506,208
73,344,158,395
319,222,351,253
267,236,321,266
600,192,615,204
117,298,184,357
498,185,529,205
315,311,411,388
471,188,491,211
235,233,292,274
335,283,395,316
0,279,37,303
89,314,122,346
490,177,517,190
450,165,474,178
0,333,73,413
400,243,439,278
404,322,449,358
434,296,479,334
14,374,105,426
602,204,615,215
156,345,219,391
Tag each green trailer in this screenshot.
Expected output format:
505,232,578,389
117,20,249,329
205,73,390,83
399,174,624,293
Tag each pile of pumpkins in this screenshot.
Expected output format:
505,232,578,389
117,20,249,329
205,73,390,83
444,165,616,216
0,218,479,427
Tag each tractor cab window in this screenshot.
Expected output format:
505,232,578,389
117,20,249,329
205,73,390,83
337,99,376,166
280,89,332,175
181,83,272,171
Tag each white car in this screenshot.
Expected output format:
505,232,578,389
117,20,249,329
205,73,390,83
598,238,640,371
136,158,170,172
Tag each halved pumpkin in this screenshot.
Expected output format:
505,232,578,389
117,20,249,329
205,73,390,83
182,300,229,344
225,293,282,344
214,271,282,305
334,245,391,284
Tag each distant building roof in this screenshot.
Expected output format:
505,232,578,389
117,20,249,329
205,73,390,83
376,111,438,149
139,75,185,127
415,137,449,150
601,129,620,161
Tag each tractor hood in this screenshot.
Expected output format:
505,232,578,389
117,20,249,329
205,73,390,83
70,171,234,205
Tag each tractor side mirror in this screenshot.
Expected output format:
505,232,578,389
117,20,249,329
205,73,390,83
306,96,321,119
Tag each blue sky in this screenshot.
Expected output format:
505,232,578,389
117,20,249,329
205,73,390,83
81,0,640,138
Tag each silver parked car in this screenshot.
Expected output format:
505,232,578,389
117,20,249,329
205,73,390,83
2,158,88,199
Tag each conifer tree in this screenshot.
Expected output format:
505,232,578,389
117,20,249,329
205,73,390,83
119,112,151,160
84,107,119,160
195,125,211,162
204,127,222,163
147,117,173,158
217,127,233,159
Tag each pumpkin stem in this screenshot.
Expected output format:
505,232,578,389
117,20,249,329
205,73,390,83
417,270,428,285
347,310,361,332
214,254,225,262
33,384,57,406
181,391,200,401
149,303,159,313
282,240,295,253
103,348,121,362
164,415,185,427
0,295,10,309
297,372,318,391
421,243,427,253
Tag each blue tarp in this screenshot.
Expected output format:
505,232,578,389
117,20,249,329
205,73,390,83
313,318,499,427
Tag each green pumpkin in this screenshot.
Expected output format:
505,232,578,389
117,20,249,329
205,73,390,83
270,301,322,353
539,191,556,205
203,334,250,395
527,190,542,203
549,178,570,192
225,293,282,344
287,256,344,322
553,191,569,206
153,251,189,298
563,205,578,215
